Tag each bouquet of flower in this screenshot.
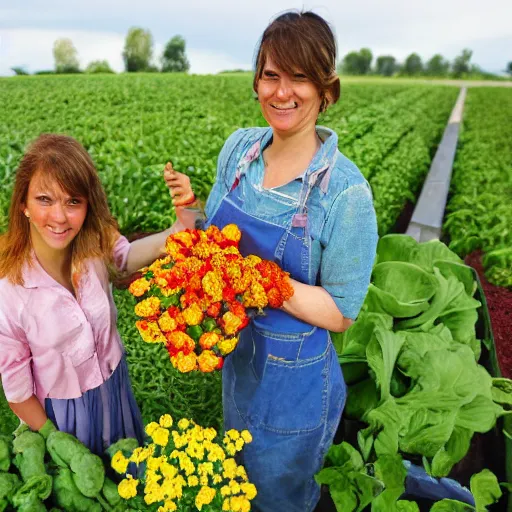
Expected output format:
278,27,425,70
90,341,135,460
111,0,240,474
111,414,257,511
129,224,293,373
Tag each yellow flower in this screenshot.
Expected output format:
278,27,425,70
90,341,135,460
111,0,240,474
170,351,198,373
158,500,177,512
173,231,194,248
118,475,138,499
192,240,222,259
159,414,173,428
188,475,199,487
129,278,151,297
222,312,243,335
160,461,178,479
195,486,216,511
165,239,186,261
202,270,225,302
229,480,241,494
222,458,237,479
243,281,268,309
221,224,241,242
236,465,248,481
218,337,238,356
166,331,195,352
226,429,240,441
178,418,190,431
111,451,129,474
241,482,257,500
235,438,244,452
225,442,236,457
198,350,220,373
135,296,161,318
182,303,204,326
152,427,170,447
221,485,231,497
130,446,153,465
147,455,166,471
203,427,217,442
198,462,214,476
158,311,178,333
240,430,253,444
222,498,231,511
136,320,166,344
145,421,160,436
199,474,209,486
244,254,262,267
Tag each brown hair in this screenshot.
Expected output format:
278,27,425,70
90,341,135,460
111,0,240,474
0,134,119,285
253,10,340,113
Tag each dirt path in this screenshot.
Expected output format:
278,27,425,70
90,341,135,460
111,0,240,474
340,77,512,88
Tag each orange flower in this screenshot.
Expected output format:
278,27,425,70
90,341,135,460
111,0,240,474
244,255,262,267
192,241,221,260
278,277,294,301
182,303,204,326
221,224,241,243
197,350,221,373
166,331,196,353
199,332,221,350
165,239,187,261
205,225,224,244
173,231,194,249
267,287,283,308
171,351,198,373
206,302,222,318
232,270,253,295
129,278,151,297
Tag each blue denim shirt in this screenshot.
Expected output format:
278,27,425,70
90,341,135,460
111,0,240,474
205,126,378,320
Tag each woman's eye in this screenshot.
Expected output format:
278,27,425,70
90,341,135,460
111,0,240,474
69,198,81,206
37,196,50,203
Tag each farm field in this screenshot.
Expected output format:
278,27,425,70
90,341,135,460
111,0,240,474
0,74,510,511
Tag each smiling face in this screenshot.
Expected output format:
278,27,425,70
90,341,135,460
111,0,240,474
23,172,88,257
257,57,322,137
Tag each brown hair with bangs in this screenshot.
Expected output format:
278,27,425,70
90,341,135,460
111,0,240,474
253,10,340,113
0,134,119,285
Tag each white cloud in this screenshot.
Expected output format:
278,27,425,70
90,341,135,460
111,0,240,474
188,49,250,75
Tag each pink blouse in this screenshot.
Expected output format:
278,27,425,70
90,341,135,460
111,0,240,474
0,236,132,406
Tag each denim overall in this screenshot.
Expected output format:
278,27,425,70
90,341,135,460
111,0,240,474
206,144,346,511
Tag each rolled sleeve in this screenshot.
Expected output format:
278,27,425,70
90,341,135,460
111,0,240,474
320,182,378,320
112,234,131,272
0,316,33,403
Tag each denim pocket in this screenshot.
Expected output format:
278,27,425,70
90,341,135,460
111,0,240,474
247,329,330,434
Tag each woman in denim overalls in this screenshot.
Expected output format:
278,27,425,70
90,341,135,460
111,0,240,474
171,11,378,512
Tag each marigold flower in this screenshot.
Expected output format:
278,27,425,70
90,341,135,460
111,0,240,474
221,312,243,335
243,281,268,309
173,231,194,248
135,296,161,318
136,320,166,344
205,225,224,243
112,451,129,474
206,302,222,318
159,414,173,428
198,350,221,373
199,332,220,350
166,239,187,261
166,331,195,353
202,270,225,302
241,482,257,500
192,241,221,259
221,224,241,243
171,351,198,373
244,254,262,267
195,486,216,510
158,500,177,512
182,303,204,326
278,277,294,301
241,430,253,443
129,278,151,297
226,429,240,441
222,458,237,479
267,287,284,308
218,337,238,356
158,311,178,333
130,446,153,465
188,475,199,487
178,418,190,430
118,475,139,500
152,426,170,447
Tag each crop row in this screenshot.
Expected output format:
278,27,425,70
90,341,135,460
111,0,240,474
444,87,512,288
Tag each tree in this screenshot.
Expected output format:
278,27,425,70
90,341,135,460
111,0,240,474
506,61,512,76
452,48,472,78
85,60,115,74
53,38,80,73
123,27,154,72
162,35,190,73
11,67,29,76
403,53,423,76
425,54,450,77
375,56,397,76
341,48,373,75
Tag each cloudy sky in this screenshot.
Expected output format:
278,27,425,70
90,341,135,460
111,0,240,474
1,0,511,76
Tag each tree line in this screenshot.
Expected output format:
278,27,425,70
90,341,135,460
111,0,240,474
11,27,189,75
340,48,512,79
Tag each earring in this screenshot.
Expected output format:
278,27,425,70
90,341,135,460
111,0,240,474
24,210,30,218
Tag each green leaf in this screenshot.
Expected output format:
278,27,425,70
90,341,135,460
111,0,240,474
470,469,502,511
431,426,473,477
430,499,475,511
371,454,407,512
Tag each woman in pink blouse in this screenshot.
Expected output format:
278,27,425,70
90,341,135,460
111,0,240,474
0,134,192,454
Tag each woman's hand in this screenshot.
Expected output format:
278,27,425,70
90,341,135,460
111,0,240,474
163,162,195,207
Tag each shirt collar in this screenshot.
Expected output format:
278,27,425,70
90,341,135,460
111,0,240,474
243,126,339,193
21,251,62,289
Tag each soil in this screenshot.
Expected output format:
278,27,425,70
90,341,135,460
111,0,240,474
465,250,512,379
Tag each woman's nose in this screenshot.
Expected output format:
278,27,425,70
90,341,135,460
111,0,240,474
50,203,67,223
276,78,292,99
